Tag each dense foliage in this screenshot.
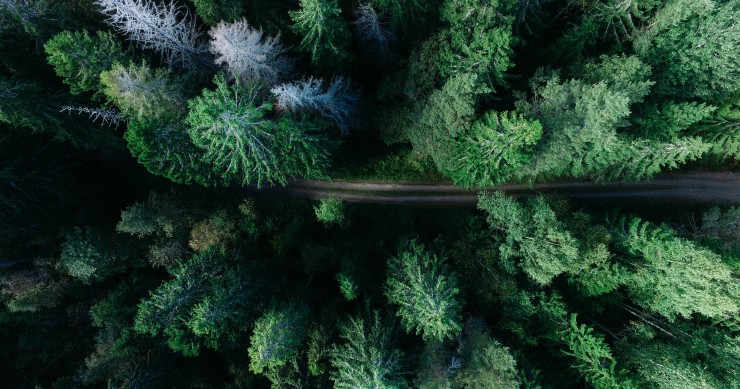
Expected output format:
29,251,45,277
1,0,739,387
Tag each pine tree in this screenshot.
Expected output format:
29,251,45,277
186,74,330,187
329,311,406,389
248,306,307,374
353,3,394,56
191,0,245,26
448,111,543,187
634,0,740,103
477,193,582,285
290,0,351,70
613,216,740,321
100,62,186,121
96,0,203,67
385,241,463,341
453,319,521,389
208,18,292,86
45,30,130,96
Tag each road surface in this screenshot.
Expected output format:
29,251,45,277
243,172,740,205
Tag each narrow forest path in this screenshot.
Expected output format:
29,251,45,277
243,172,740,205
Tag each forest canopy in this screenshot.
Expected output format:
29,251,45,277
0,0,739,387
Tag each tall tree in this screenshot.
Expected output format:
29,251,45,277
45,30,131,96
186,74,330,186
290,0,351,70
329,311,406,389
447,111,543,187
385,241,463,341
634,0,740,103
248,305,307,375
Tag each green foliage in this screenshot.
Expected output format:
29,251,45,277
399,73,477,173
556,314,626,389
336,272,358,301
435,0,515,89
454,320,521,389
187,74,331,186
290,0,351,70
634,102,716,139
44,30,130,96
0,268,68,312
125,117,214,186
448,111,543,187
478,193,582,285
134,249,259,355
634,0,740,102
59,227,125,283
248,305,307,374
614,216,740,321
329,311,406,389
191,0,245,26
101,62,185,121
386,241,463,341
314,198,347,226
117,191,185,238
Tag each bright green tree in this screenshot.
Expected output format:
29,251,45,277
386,241,463,341
612,216,740,321
314,198,347,226
248,305,307,374
634,0,740,103
478,193,582,285
329,311,406,389
448,111,543,187
186,74,331,186
290,0,351,69
44,30,130,96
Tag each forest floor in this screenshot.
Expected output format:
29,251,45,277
244,172,740,205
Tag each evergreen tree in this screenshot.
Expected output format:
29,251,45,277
191,0,245,26
186,74,330,186
448,111,543,187
100,62,186,121
634,0,740,103
612,216,740,321
248,305,307,375
385,241,463,341
290,0,351,70
44,30,131,96
329,311,406,389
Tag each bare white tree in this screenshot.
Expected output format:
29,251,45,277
352,3,394,57
96,0,202,67
271,77,359,134
208,18,292,86
61,106,125,127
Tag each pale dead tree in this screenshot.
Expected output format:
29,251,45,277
61,106,125,127
352,3,394,57
96,0,202,67
208,18,292,86
271,77,360,135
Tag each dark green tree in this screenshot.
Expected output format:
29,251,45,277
290,0,351,70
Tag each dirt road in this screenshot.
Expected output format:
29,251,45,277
244,172,740,205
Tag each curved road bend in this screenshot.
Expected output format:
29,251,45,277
244,172,740,205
